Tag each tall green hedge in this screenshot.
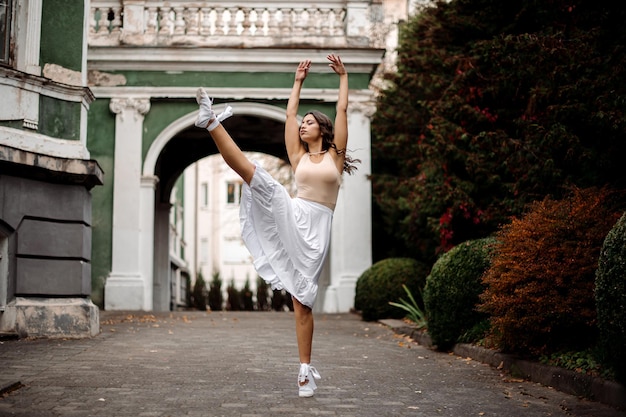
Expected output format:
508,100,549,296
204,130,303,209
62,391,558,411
596,212,626,382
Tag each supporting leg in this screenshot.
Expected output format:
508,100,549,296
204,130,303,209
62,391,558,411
293,297,314,364
293,297,321,397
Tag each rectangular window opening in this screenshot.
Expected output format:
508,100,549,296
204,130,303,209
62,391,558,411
226,181,242,205
0,0,11,65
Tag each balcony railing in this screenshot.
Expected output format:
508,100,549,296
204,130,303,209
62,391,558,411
89,1,385,49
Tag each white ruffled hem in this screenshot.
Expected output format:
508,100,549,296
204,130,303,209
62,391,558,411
239,162,333,308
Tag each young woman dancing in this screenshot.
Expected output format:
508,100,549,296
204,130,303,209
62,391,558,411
195,54,357,397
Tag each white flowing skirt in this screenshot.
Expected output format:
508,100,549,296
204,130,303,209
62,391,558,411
240,163,333,308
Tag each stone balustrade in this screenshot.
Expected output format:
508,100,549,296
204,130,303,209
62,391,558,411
89,1,385,48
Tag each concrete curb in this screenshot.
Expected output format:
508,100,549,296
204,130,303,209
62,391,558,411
380,319,626,411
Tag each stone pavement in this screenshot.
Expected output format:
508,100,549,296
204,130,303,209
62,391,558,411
0,311,625,417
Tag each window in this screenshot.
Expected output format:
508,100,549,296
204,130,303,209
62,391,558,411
226,181,242,205
200,238,209,264
0,228,8,311
0,0,10,65
200,182,208,207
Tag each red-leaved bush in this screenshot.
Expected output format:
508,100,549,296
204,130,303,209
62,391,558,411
479,187,622,356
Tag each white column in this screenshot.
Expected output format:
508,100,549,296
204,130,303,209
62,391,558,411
105,97,151,310
324,93,375,313
140,175,159,310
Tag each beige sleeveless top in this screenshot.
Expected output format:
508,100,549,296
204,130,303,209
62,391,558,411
295,152,341,209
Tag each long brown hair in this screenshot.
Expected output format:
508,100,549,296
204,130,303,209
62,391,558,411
301,110,360,175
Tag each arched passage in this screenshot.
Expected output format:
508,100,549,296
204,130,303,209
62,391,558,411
142,103,292,310
105,93,373,313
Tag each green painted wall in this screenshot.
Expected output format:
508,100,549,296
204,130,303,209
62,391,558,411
141,98,335,164
142,100,198,162
38,96,82,140
40,0,84,72
86,98,116,308
0,120,23,129
101,71,371,90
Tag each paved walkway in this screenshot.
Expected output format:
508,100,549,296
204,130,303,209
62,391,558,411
0,311,624,417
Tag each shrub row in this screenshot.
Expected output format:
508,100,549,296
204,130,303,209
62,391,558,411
193,274,293,312
355,187,626,382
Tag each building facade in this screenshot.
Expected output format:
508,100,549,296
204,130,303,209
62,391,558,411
0,0,429,337
87,0,402,314
0,0,103,337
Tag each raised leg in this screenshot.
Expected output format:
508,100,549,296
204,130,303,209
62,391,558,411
196,88,256,184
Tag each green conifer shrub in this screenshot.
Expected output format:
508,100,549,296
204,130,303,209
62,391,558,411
355,258,429,321
226,279,241,311
423,237,496,350
192,273,208,311
208,272,223,311
242,277,254,311
256,276,270,311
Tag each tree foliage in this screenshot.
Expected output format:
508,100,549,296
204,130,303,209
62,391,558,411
371,0,626,263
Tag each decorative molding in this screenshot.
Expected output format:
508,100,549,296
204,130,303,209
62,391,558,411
0,126,90,160
22,119,38,130
87,47,384,73
87,2,384,49
349,100,377,118
141,175,160,189
94,86,374,103
109,97,151,121
0,144,104,189
0,67,94,105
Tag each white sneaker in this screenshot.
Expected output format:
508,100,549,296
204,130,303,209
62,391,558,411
195,87,216,129
298,363,321,398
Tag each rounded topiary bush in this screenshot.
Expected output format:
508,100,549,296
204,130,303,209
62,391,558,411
423,237,496,350
596,212,626,382
355,258,429,322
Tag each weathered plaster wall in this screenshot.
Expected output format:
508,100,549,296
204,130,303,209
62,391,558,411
85,99,115,308
40,0,84,73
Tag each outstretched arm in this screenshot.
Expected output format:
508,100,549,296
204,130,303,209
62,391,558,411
328,54,348,156
285,60,310,167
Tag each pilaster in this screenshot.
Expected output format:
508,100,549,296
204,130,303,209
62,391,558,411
323,93,375,313
16,0,42,76
105,97,151,310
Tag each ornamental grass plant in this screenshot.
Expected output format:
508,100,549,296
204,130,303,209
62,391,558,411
355,258,430,322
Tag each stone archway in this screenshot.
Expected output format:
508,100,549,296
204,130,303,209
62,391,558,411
142,103,289,311
104,94,374,313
